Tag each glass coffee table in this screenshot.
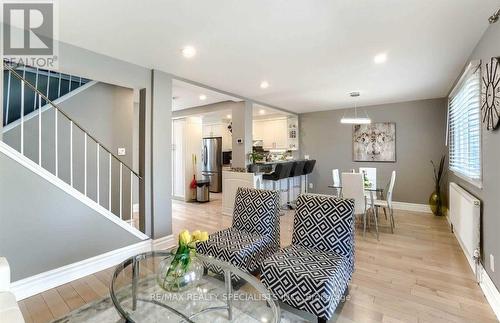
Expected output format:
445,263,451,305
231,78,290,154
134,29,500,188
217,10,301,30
110,251,280,322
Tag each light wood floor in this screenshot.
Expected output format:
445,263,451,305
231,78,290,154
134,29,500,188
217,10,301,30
19,193,497,322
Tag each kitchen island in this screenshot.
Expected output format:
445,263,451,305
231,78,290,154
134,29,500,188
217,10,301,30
222,160,306,215
222,170,263,215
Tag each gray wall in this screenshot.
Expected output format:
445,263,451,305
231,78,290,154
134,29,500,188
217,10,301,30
0,151,141,281
448,21,500,289
300,98,447,204
3,82,135,220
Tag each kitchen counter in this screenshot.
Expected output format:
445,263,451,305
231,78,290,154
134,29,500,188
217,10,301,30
222,170,263,215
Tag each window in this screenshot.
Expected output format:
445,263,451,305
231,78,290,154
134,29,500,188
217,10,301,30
448,61,482,187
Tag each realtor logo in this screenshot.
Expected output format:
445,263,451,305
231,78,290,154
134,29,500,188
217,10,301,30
3,1,58,68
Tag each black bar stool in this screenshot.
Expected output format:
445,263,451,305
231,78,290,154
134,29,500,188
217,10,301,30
288,161,306,207
263,162,293,207
302,160,316,193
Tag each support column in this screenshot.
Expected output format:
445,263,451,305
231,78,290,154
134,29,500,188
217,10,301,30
231,101,253,170
146,70,172,239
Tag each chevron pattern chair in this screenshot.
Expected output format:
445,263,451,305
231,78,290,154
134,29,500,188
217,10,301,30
261,194,355,323
196,187,281,280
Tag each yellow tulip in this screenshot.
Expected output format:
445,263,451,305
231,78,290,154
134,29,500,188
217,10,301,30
200,231,209,241
178,230,191,245
191,230,201,241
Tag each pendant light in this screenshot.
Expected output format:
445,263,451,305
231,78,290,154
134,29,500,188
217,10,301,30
340,91,371,124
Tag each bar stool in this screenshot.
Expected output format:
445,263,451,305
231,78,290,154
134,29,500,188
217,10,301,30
288,161,306,208
263,162,293,208
302,160,316,193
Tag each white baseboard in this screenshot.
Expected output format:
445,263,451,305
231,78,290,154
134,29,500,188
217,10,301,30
11,235,174,301
391,201,431,213
479,265,500,321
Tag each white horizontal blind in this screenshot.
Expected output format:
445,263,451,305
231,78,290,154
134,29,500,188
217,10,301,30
448,62,481,184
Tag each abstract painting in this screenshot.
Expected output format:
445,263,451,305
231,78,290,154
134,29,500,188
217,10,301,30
353,122,396,162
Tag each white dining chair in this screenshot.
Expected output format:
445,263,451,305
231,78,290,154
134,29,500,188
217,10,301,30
374,171,396,233
331,169,341,197
342,172,375,238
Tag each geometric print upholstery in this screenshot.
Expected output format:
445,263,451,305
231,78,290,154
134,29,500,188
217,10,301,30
293,194,355,273
261,194,355,321
196,187,280,277
261,245,351,321
232,187,281,250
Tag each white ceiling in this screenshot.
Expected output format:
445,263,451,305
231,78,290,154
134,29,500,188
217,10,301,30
172,79,240,111
58,0,499,113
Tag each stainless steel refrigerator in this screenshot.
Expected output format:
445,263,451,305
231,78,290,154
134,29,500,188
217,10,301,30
201,137,222,193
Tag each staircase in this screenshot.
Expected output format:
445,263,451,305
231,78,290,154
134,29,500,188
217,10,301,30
1,61,147,240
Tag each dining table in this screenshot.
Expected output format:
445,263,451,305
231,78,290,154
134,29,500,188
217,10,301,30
328,184,385,239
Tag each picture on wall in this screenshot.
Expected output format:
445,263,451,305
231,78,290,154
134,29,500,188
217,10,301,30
353,122,396,162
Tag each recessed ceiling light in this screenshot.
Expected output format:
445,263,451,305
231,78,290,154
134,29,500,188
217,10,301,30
199,94,207,100
226,114,232,119
374,53,387,64
260,81,269,89
259,109,266,115
181,46,196,58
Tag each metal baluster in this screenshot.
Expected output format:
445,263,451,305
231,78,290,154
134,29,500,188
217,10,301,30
70,121,73,186
97,143,100,203
79,77,82,87
119,163,123,219
84,133,87,196
54,109,58,177
57,73,62,97
69,75,72,91
5,70,11,125
46,70,50,101
38,94,42,166
108,153,112,212
20,75,24,155
33,67,39,112
130,171,133,225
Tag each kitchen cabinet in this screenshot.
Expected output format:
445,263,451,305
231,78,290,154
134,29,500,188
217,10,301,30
253,117,298,150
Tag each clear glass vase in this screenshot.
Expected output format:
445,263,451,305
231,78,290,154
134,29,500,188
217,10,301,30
157,253,204,292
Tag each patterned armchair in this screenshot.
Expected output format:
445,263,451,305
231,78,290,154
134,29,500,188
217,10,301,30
261,194,355,323
196,187,280,278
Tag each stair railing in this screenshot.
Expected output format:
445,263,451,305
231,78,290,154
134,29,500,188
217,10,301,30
3,62,142,232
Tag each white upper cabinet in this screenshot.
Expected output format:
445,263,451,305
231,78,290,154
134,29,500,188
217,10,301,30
253,117,299,150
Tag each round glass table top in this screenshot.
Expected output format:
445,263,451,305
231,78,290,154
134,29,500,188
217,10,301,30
110,251,280,323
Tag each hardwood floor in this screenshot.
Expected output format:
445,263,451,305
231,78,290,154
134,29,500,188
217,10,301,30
19,193,497,322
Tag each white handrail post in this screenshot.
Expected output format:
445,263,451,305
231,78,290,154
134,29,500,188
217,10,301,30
5,70,11,124
130,171,133,226
84,133,87,196
96,143,100,203
70,121,73,186
57,73,62,97
108,153,112,212
33,67,39,112
20,77,24,155
119,163,123,219
54,108,58,177
38,94,42,166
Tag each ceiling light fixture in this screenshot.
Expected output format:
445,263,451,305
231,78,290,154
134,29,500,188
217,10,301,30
226,114,232,119
181,46,196,58
374,53,387,64
340,92,371,124
260,81,269,89
259,109,266,115
199,94,207,100
489,8,500,24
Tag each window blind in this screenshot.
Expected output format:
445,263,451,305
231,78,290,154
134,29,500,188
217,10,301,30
448,61,481,184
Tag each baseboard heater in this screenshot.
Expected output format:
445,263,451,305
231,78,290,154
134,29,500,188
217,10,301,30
449,182,481,280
